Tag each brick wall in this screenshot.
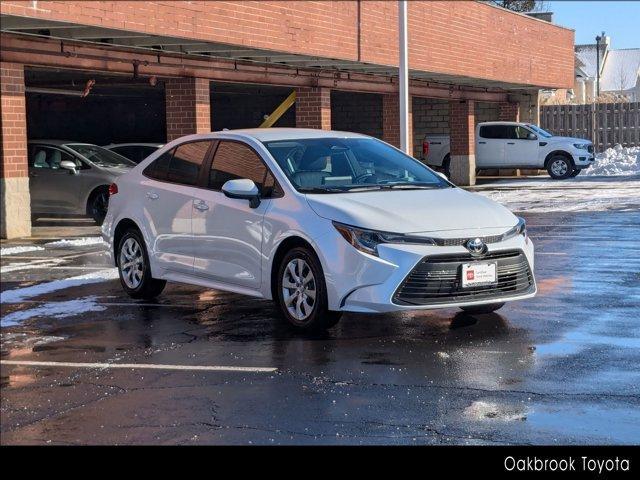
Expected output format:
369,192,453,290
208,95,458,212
165,77,211,141
331,91,383,139
450,100,475,156
2,1,574,89
382,94,413,156
498,102,520,121
0,62,28,179
295,87,331,130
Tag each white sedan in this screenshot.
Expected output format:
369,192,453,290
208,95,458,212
103,128,536,330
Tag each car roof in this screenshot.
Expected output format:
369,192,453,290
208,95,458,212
477,121,531,126
104,143,164,148
28,140,97,146
180,128,371,143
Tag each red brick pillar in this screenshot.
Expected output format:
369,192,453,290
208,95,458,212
1,62,31,239
498,102,519,122
449,100,476,186
382,94,413,156
295,87,331,129
165,77,211,141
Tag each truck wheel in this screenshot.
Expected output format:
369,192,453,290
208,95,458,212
546,155,573,180
569,168,581,178
442,154,451,179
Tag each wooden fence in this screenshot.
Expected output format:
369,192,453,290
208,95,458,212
540,102,640,151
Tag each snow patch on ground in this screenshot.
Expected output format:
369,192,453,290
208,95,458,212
44,237,106,248
1,297,106,327
585,145,640,176
0,245,45,256
464,401,527,422
0,268,118,304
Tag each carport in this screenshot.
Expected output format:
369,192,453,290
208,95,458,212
0,2,574,238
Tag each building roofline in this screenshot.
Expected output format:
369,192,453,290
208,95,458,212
479,1,575,32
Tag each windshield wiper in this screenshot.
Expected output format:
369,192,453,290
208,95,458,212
297,186,347,194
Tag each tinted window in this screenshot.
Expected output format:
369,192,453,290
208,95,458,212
209,141,269,191
167,141,212,186
143,149,174,181
479,125,511,139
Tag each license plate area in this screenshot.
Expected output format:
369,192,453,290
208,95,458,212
461,262,497,288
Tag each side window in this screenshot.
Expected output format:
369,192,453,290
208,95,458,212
143,149,174,181
167,141,212,186
111,146,137,162
29,146,79,170
515,126,534,140
209,141,268,192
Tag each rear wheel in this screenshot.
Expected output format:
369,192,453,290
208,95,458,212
117,229,166,300
275,246,342,331
460,303,504,314
546,155,573,180
88,187,109,225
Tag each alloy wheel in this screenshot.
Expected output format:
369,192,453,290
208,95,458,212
551,159,568,177
119,237,144,289
282,258,316,321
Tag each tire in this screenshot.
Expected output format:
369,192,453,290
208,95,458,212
460,303,505,314
275,246,342,331
442,154,451,179
546,154,574,180
88,187,109,225
569,168,581,178
116,228,166,300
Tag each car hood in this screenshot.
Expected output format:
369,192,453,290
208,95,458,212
305,187,518,234
548,136,592,145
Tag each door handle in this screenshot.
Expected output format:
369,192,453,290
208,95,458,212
478,141,486,144
507,142,515,145
146,192,159,200
193,200,209,212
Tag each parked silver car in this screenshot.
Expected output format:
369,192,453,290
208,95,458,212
28,140,135,224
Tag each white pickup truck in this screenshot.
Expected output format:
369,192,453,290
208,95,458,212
422,122,595,179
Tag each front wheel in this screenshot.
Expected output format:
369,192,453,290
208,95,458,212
460,303,505,314
117,229,166,300
442,154,451,179
547,155,574,180
569,168,581,178
275,247,342,331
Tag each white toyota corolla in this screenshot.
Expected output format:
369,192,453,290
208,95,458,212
103,128,536,330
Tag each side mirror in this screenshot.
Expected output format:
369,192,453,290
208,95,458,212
221,179,261,208
59,160,78,174
527,133,537,140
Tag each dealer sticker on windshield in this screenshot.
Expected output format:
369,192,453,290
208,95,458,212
461,262,497,288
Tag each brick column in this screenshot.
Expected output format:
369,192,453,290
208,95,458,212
165,77,211,141
498,102,519,122
382,94,413,156
295,87,331,129
449,100,476,186
1,62,31,239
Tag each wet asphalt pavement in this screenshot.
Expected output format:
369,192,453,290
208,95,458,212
1,181,639,445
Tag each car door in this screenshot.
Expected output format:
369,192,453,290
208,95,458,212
476,125,507,167
139,141,213,274
191,140,276,290
504,125,539,167
28,145,86,214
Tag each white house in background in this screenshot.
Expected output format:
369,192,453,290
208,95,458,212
574,36,640,103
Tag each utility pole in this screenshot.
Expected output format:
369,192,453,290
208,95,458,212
595,32,603,98
398,0,409,153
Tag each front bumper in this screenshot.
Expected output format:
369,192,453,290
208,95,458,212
573,150,595,167
317,229,535,313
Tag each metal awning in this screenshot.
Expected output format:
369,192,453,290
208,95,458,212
0,14,539,92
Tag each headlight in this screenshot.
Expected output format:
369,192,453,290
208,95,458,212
501,217,527,241
333,222,435,256
573,143,590,150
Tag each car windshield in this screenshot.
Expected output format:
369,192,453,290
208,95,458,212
67,144,136,168
262,137,450,193
526,124,553,138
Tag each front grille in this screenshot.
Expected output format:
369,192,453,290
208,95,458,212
434,233,505,247
393,250,534,306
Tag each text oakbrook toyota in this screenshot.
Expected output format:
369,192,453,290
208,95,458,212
103,129,536,330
